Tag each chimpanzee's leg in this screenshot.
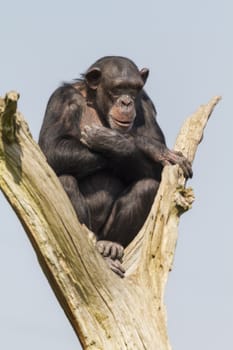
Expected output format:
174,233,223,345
59,172,124,233
59,175,91,227
79,171,124,234
100,178,159,247
59,172,125,277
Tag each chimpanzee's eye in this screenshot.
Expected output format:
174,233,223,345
111,88,122,97
128,89,141,100
111,88,139,99
107,90,118,101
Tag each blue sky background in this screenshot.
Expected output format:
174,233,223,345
0,1,232,349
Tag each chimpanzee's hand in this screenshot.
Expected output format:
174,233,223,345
162,149,193,178
96,240,125,278
80,125,134,155
135,136,192,178
80,125,117,149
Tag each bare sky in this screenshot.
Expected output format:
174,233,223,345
0,1,232,349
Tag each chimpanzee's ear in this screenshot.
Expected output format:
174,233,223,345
140,68,149,84
85,67,102,89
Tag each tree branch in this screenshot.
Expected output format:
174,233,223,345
0,92,220,349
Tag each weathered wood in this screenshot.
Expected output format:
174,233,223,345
0,92,220,349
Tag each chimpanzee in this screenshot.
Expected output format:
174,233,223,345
39,56,192,277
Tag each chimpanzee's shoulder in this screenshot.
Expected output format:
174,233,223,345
47,81,86,106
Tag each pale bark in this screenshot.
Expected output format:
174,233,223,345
0,92,220,349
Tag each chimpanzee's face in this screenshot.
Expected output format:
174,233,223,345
85,57,149,132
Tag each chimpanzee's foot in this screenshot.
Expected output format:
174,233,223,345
104,256,125,278
96,240,125,277
96,240,124,259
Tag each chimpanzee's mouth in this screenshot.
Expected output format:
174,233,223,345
108,114,134,131
114,118,132,128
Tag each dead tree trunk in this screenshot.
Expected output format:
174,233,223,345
0,91,220,349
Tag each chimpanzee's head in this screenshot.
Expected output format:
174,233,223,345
84,56,149,132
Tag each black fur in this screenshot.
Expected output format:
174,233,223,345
39,56,192,276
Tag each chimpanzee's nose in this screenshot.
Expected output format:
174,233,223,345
120,95,133,107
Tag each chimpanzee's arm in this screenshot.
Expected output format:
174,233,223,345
80,125,136,157
80,123,192,178
135,135,193,178
46,136,107,179
39,86,107,179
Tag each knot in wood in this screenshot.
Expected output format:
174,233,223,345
174,186,195,213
